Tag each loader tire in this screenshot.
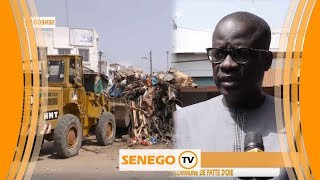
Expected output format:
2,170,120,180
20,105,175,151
53,114,82,158
96,112,116,146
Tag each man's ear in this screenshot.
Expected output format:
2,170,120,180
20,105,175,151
264,51,273,71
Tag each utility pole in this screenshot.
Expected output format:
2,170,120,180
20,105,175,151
149,50,152,75
251,0,254,13
142,50,153,75
66,0,69,27
166,50,169,71
98,50,103,74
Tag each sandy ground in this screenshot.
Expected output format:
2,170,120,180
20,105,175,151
31,137,176,180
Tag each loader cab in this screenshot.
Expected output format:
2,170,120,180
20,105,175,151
47,55,83,88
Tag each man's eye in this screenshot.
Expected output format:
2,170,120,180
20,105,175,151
234,49,249,59
232,50,242,58
213,50,225,59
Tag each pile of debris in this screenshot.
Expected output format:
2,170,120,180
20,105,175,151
104,68,197,146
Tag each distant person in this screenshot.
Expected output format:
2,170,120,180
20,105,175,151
94,74,103,94
174,12,287,179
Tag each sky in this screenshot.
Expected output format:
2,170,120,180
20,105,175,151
175,0,292,31
35,0,292,72
35,0,173,72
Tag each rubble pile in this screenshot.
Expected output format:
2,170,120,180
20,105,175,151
104,68,197,145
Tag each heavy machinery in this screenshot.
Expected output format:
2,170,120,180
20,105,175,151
41,55,120,158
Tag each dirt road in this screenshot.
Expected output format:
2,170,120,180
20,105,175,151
31,137,175,180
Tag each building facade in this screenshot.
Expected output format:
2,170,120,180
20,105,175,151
172,27,295,106
42,27,100,72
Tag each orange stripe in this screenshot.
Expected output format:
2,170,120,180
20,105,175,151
23,0,48,178
283,0,308,179
16,0,40,178
201,153,290,168
291,0,316,179
274,2,300,179
7,0,32,178
0,0,23,179
300,0,320,179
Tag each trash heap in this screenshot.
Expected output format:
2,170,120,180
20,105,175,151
104,68,197,146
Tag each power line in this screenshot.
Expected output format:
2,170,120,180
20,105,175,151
176,25,212,32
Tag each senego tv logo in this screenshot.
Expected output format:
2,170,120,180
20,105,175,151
119,149,201,171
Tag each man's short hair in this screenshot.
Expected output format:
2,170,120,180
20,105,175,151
216,11,271,49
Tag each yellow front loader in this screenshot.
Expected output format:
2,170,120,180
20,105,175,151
40,55,116,158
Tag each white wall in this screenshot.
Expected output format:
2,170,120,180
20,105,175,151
172,53,212,77
42,27,99,72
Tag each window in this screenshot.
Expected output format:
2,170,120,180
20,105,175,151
69,59,75,84
48,60,65,83
58,48,71,55
79,49,89,62
76,59,82,84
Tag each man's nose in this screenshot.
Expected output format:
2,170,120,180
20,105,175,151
219,55,239,72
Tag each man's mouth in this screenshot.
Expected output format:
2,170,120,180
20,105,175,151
218,75,240,88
